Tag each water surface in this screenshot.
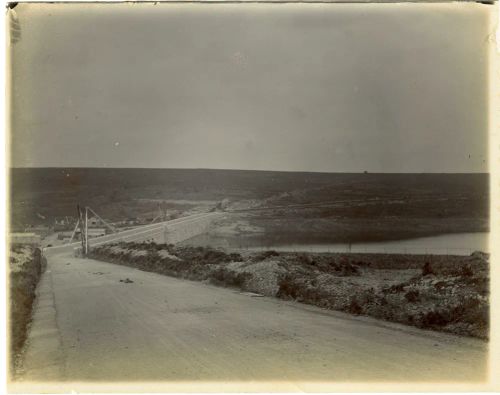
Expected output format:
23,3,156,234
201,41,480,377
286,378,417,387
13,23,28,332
183,232,489,255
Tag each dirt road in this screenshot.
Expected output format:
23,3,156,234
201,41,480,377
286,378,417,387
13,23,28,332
15,252,488,388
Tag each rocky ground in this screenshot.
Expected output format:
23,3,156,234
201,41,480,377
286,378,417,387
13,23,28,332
90,243,489,339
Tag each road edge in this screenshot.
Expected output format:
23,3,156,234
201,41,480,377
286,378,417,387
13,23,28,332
12,265,66,383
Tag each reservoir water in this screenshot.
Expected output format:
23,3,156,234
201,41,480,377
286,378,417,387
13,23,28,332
183,232,489,255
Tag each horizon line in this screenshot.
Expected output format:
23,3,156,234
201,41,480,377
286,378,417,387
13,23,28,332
8,166,489,175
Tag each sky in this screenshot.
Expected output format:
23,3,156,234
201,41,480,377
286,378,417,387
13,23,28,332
9,2,491,172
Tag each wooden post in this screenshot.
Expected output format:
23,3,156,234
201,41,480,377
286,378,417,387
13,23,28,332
85,206,89,255
68,218,80,244
77,205,86,255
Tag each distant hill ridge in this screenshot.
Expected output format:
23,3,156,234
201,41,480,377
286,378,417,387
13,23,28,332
9,168,489,229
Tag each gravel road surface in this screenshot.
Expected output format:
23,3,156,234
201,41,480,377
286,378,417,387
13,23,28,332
16,251,488,387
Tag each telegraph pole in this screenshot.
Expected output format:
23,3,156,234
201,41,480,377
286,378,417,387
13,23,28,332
75,204,115,255
85,206,89,255
77,204,86,256
67,217,80,244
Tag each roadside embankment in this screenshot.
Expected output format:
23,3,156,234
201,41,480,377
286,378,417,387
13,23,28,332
9,245,47,371
90,243,488,339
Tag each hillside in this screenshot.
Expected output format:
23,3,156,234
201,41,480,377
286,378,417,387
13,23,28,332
9,168,489,241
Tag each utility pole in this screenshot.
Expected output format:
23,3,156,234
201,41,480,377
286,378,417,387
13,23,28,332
77,204,86,256
68,218,80,244
151,201,168,224
75,205,116,255
85,206,89,255
86,207,117,233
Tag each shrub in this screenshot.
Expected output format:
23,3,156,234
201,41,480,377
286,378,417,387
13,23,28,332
465,276,489,296
341,262,360,276
404,289,420,303
9,248,45,370
461,265,473,277
419,310,450,327
172,246,234,265
145,251,160,264
297,253,315,265
434,281,448,290
209,268,250,288
384,283,405,294
228,252,243,261
325,259,360,276
277,275,300,299
347,298,363,315
450,297,488,329
422,262,434,276
252,250,280,262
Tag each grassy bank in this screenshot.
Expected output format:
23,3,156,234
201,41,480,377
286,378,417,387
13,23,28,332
9,245,46,371
90,242,489,339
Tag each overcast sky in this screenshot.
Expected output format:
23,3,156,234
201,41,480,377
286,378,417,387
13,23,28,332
10,2,490,172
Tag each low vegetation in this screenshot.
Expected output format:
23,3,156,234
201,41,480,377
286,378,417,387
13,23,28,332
9,245,46,371
90,243,489,339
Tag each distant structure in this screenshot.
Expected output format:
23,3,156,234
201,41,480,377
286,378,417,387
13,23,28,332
150,201,168,224
87,216,101,227
54,216,76,231
87,228,106,238
10,233,41,246
71,205,118,255
213,198,230,211
23,224,51,238
58,231,77,241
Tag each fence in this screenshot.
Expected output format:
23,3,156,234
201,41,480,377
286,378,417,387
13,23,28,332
179,239,487,256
